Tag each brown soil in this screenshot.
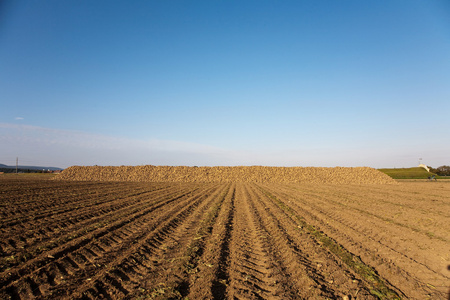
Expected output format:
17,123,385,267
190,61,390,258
0,175,448,299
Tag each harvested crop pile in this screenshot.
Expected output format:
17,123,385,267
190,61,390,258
55,166,397,184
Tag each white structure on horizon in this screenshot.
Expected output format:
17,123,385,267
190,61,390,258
418,164,430,172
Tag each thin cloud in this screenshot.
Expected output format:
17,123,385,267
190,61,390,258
0,123,445,168
0,123,223,154
14,117,24,120
0,123,252,167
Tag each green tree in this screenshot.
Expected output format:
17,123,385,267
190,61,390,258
435,165,450,176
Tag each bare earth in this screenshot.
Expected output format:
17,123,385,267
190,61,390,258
0,176,449,299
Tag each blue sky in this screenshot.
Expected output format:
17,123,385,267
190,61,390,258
1,1,449,168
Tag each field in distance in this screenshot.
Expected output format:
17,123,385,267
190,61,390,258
0,175,449,299
378,167,446,179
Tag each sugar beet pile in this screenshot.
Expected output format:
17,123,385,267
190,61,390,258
56,166,396,184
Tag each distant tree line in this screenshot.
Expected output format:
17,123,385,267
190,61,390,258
428,165,450,176
0,168,51,173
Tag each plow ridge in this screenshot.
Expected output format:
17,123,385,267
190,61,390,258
0,185,195,268
74,184,227,298
255,183,443,299
0,183,219,298
56,184,223,299
1,186,193,283
258,186,398,295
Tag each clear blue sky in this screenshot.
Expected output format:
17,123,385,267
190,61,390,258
1,0,449,168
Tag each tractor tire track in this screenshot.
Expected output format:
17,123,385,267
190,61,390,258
225,183,289,300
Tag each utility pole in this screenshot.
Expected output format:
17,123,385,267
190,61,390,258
16,157,18,174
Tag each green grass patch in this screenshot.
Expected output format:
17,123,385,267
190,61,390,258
378,167,437,179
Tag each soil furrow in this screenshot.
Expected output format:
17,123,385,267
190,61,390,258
135,184,232,298
0,184,218,299
185,183,236,300
0,185,195,270
252,184,385,299
69,183,229,299
0,184,168,228
261,183,448,299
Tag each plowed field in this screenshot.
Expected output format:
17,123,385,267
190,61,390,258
1,176,449,299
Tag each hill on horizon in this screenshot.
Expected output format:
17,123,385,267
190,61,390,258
378,167,437,179
0,164,63,171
